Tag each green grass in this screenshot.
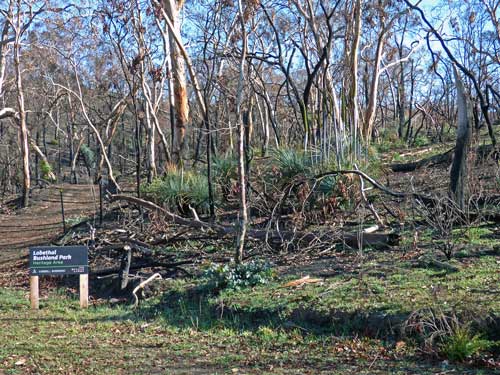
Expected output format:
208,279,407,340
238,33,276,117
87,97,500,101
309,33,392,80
441,326,492,362
0,287,495,374
215,256,500,319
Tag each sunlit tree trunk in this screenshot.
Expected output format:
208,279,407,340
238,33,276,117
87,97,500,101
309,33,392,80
348,0,362,158
0,1,14,98
235,0,248,264
363,32,386,142
164,0,189,166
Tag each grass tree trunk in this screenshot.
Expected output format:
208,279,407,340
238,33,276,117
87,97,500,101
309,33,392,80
164,0,189,166
450,66,471,210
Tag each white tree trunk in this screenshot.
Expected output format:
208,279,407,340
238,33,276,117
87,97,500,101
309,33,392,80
235,0,248,263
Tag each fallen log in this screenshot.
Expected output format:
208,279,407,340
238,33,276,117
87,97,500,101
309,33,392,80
390,148,453,172
109,194,400,249
390,144,498,172
92,259,193,276
252,229,400,249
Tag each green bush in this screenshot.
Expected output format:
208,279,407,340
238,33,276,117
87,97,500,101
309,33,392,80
202,261,274,292
142,166,211,213
440,327,491,362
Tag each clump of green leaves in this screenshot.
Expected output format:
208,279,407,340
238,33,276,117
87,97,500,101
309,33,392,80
142,165,212,214
40,160,56,181
80,144,95,166
405,308,492,362
212,153,238,196
202,261,274,292
440,327,491,362
271,148,312,179
412,135,430,147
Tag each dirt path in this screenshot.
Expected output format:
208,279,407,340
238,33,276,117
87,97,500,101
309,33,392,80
0,184,100,264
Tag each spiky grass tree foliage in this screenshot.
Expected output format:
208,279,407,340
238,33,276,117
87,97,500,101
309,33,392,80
212,153,238,197
142,164,212,214
271,148,312,179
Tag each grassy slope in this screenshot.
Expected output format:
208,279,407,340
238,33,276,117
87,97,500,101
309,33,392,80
217,255,500,318
0,288,496,375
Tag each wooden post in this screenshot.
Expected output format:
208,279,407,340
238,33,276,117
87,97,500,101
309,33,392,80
30,275,39,309
80,274,89,308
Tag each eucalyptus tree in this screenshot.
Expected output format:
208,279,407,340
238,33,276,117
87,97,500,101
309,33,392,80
404,0,498,146
0,0,49,206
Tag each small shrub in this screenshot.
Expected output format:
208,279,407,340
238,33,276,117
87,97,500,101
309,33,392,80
413,195,467,259
376,130,405,153
202,261,274,292
315,175,337,196
440,327,490,362
255,326,291,347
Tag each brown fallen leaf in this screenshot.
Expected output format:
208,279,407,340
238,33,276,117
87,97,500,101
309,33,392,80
282,275,322,288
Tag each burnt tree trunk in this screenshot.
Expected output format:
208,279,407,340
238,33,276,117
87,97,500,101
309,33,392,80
450,66,471,210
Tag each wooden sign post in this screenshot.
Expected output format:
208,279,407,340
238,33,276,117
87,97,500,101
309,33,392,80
30,275,39,309
29,246,89,309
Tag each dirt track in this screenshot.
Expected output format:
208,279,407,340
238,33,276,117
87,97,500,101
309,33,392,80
0,184,99,264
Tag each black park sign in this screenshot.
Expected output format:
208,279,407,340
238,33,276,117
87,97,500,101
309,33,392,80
29,246,88,276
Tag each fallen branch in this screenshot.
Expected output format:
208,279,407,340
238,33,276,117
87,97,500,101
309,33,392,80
310,169,434,204
132,273,162,307
109,194,230,235
282,275,323,288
